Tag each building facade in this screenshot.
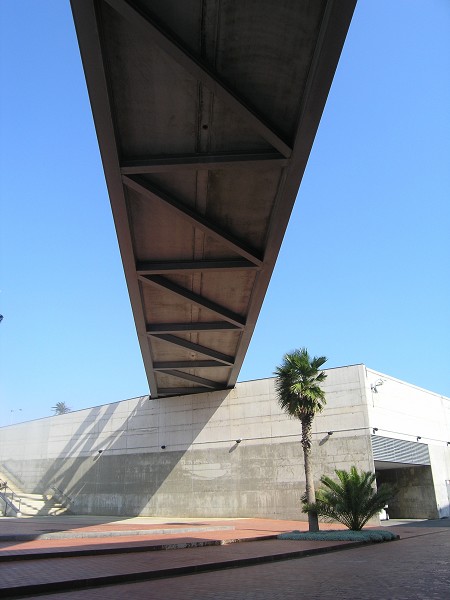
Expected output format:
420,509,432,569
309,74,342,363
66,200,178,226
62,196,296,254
0,364,449,520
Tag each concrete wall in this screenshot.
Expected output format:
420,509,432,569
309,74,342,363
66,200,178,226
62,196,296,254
376,466,438,519
365,367,450,517
2,364,447,519
0,365,373,519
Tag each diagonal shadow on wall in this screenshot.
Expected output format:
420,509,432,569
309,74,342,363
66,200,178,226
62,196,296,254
0,388,232,523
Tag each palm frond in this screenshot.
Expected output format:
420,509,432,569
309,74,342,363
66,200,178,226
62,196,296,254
304,466,398,530
52,401,71,415
274,348,328,419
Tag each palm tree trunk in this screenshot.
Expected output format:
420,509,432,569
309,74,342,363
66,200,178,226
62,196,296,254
301,415,319,532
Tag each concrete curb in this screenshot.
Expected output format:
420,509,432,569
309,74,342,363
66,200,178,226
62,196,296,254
0,524,235,542
0,534,278,561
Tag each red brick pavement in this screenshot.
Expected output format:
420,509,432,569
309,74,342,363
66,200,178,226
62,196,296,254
0,517,345,557
2,517,445,599
0,517,350,597
0,516,327,538
0,537,359,596
34,526,449,600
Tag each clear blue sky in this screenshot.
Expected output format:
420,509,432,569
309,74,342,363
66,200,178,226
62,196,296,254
1,1,449,426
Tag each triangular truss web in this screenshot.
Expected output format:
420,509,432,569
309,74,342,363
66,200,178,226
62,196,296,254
72,0,356,397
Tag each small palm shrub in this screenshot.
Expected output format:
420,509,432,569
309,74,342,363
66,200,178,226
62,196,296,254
303,466,397,531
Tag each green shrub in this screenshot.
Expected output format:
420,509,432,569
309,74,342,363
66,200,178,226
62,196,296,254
303,466,397,531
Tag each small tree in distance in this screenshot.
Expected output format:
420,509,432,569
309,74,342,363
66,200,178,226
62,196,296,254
274,348,327,532
52,401,71,415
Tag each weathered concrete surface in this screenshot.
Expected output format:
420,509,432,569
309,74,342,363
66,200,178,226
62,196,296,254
376,465,438,519
1,365,448,520
366,366,450,517
0,366,371,519
0,438,370,519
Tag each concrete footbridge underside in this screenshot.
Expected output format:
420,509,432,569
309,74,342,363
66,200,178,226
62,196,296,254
71,0,356,398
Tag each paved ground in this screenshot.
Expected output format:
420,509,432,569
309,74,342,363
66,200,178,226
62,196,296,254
51,525,448,600
0,516,448,599
0,515,346,553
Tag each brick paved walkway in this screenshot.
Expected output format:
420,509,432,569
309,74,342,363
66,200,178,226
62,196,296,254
31,525,450,600
1,516,447,599
0,516,347,597
0,516,345,557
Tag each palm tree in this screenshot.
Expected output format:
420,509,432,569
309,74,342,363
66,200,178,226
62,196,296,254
274,348,327,532
52,401,71,415
304,466,397,530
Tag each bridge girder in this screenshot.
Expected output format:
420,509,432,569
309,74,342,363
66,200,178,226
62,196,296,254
71,0,356,397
